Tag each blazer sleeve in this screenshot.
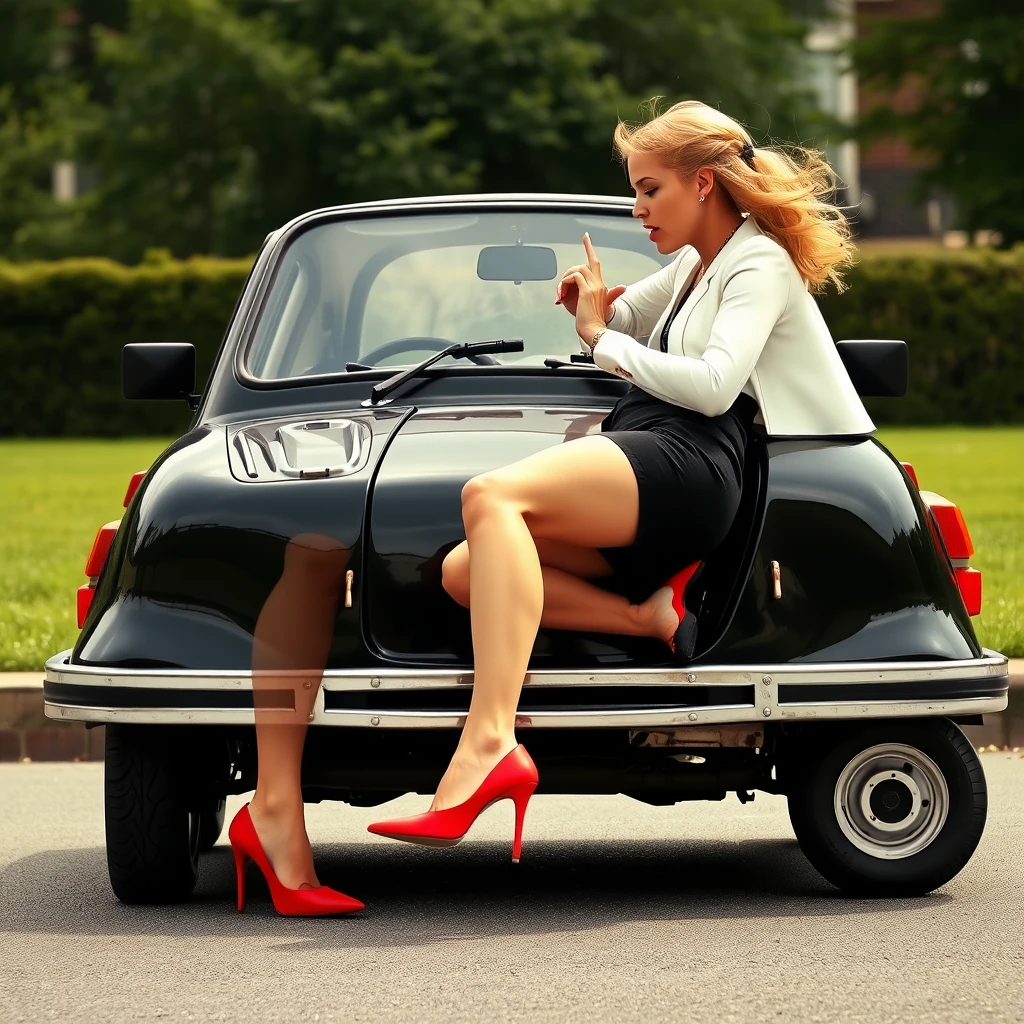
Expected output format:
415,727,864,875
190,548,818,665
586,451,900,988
605,249,693,338
593,242,792,417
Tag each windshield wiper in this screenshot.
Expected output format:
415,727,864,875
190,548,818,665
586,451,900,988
362,339,524,406
543,353,596,369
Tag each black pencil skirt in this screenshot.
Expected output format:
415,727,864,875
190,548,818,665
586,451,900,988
594,386,758,604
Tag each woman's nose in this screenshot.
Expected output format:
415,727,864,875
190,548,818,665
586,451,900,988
632,198,645,218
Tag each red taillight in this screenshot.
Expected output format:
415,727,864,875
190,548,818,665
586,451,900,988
955,567,982,617
84,520,121,578
920,491,974,560
77,585,95,629
900,462,919,488
920,490,981,616
124,471,146,508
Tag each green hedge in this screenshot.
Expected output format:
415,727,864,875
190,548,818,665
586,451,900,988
0,253,252,437
2,246,1022,436
822,247,1024,425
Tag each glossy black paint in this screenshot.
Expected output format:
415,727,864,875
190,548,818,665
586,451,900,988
704,438,980,664
75,400,979,670
72,198,981,670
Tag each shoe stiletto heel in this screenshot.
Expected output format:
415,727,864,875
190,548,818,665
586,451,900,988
367,745,540,859
227,804,364,917
509,781,537,863
233,844,248,913
663,559,705,665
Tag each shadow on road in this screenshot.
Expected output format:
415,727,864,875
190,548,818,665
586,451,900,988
0,838,939,945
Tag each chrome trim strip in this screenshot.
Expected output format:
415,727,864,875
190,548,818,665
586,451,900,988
44,649,1009,692
45,694,1008,728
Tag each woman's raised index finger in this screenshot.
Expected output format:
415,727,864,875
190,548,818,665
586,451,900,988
583,232,599,266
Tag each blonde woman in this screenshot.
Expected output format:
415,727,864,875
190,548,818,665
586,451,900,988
364,99,874,863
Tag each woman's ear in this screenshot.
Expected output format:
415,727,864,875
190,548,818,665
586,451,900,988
695,166,715,200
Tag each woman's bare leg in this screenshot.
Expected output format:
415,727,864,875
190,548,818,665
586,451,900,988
247,534,350,890
431,435,645,811
441,538,678,643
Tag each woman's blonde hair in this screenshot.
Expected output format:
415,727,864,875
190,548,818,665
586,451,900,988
613,100,855,294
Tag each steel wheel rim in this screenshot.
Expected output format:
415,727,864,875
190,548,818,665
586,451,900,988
833,743,949,860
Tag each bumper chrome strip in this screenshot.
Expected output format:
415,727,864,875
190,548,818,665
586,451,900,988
43,650,1009,729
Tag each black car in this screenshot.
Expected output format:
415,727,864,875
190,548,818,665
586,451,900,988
44,194,1009,902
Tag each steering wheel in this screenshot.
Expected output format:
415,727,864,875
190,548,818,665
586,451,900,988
358,336,499,366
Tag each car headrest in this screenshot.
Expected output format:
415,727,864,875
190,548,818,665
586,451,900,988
836,340,908,397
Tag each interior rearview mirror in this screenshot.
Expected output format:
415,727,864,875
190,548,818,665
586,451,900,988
477,245,558,282
122,343,196,403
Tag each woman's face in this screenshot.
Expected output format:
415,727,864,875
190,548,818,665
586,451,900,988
627,151,701,255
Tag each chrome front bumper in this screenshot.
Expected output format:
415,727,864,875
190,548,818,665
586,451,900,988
43,650,1010,729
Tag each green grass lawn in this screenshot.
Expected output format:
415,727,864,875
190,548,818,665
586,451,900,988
0,438,174,672
0,429,1021,671
876,427,1023,659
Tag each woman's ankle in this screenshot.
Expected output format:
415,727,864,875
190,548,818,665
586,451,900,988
249,790,304,822
456,730,517,764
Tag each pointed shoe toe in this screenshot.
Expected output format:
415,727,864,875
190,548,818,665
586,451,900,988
284,886,365,917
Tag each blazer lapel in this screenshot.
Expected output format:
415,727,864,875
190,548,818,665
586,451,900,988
658,215,762,351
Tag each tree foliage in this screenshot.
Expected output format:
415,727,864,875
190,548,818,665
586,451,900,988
851,0,1024,245
1,0,825,261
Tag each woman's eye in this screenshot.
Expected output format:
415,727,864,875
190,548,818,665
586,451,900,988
644,188,658,197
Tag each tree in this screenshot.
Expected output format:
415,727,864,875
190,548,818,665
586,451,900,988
584,0,821,144
243,0,629,194
1,0,830,260
851,0,1024,245
76,0,472,259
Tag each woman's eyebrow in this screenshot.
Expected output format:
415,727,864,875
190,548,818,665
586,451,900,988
632,176,656,188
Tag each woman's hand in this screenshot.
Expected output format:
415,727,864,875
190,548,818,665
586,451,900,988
555,234,626,346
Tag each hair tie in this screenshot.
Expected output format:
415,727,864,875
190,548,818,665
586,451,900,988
740,142,756,168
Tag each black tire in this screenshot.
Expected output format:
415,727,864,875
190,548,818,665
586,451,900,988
786,718,987,897
198,797,226,852
104,724,200,904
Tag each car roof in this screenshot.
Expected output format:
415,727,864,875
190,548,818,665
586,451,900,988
264,193,636,246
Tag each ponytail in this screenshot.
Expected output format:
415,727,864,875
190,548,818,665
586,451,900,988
613,100,855,294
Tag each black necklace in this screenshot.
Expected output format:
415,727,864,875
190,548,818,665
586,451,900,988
659,218,744,353
701,218,744,276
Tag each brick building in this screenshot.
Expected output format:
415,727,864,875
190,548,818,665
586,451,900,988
805,0,949,239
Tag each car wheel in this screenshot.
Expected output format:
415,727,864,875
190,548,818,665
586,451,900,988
198,797,227,852
104,724,200,904
786,718,987,897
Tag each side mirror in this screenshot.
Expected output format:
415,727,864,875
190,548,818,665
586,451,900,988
122,343,198,408
835,340,908,398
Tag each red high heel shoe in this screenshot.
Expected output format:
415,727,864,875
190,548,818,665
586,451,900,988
662,559,705,665
228,804,364,916
367,745,539,862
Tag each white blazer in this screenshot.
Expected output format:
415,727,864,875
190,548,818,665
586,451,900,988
593,215,875,437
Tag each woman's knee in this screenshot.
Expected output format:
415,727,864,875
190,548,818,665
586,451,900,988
461,472,507,512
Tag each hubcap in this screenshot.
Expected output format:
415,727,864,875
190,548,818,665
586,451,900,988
833,743,948,860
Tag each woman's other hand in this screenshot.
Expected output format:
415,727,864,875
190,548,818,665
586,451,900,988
555,234,626,340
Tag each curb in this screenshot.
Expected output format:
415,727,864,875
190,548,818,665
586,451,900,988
3,661,1023,762
0,674,105,762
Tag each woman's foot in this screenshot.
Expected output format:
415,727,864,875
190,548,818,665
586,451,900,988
639,585,682,650
430,735,519,811
246,798,320,890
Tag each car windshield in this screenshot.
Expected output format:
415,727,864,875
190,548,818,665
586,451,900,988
244,208,668,380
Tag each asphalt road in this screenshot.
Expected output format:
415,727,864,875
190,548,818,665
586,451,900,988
1,757,1023,1024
